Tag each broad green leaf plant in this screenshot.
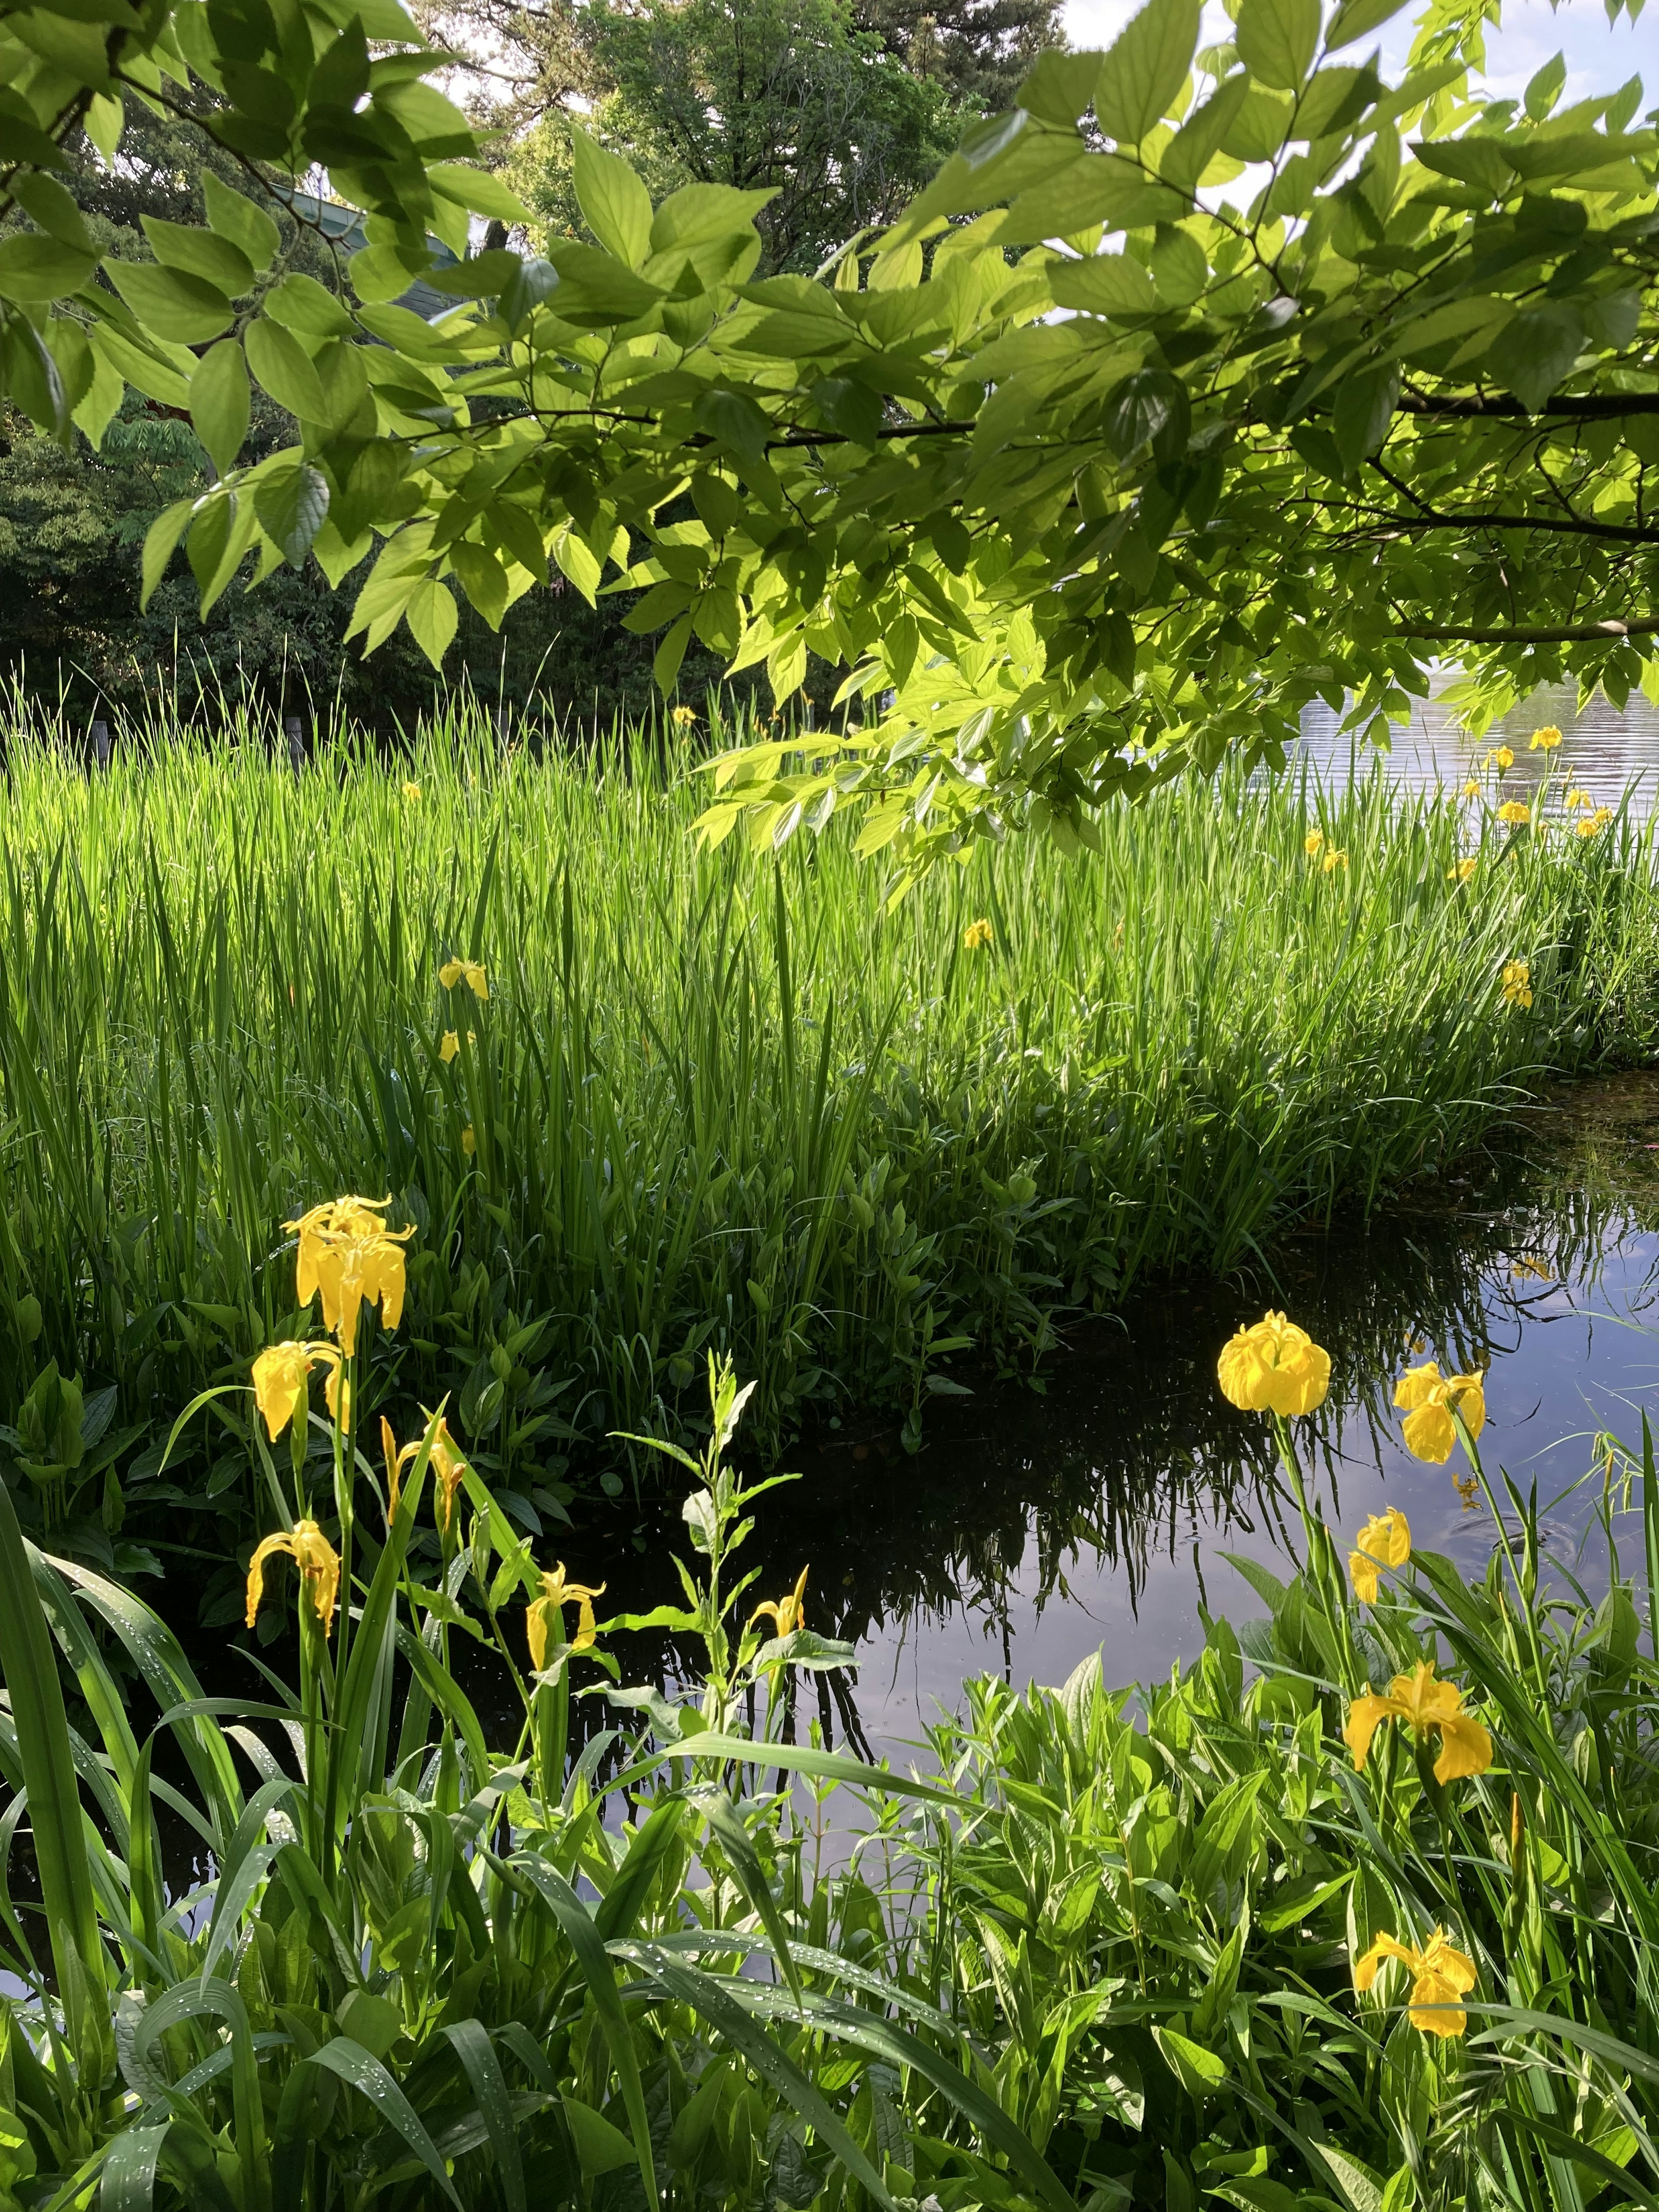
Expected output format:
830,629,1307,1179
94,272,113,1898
0,0,1654,884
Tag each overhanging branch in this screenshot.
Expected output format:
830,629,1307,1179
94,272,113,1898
1394,615,1659,644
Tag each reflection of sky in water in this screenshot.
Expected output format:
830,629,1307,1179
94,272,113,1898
837,1078,1659,1766
1297,680,1659,818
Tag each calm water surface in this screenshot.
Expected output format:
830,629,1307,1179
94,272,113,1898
1299,679,1659,815
558,1073,1659,1767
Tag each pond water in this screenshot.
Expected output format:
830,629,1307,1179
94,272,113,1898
1298,679,1659,817
559,1072,1659,1769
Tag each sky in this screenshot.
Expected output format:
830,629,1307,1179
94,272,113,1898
1058,0,1654,108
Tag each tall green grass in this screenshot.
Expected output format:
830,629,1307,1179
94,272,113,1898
0,687,1655,1555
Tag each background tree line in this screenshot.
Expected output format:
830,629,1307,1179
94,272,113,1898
0,0,1062,731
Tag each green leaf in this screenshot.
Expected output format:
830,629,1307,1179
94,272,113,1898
203,172,280,271
0,232,98,303
1050,254,1157,318
190,340,250,476
102,2123,173,2212
1331,359,1398,471
12,173,95,254
562,2099,638,2180
0,1477,105,2040
141,498,195,608
653,613,693,691
571,124,653,270
141,216,254,295
512,1861,661,2212
1235,0,1321,91
107,260,234,343
1016,47,1108,127
1523,49,1566,118
429,162,531,222
245,316,328,422
308,2040,461,2206
1094,0,1200,146
405,575,458,665
1161,74,1250,191
1326,0,1408,44
264,272,356,337
1497,302,1583,413
1153,2025,1227,2098
254,462,329,566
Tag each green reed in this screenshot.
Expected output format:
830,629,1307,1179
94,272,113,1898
0,683,1655,1546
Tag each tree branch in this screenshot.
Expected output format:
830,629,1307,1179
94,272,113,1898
1399,392,1659,421
1393,615,1659,644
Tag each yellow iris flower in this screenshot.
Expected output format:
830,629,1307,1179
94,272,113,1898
1349,1506,1410,1603
748,1564,810,1637
440,1030,460,1063
1345,1659,1493,1783
402,781,422,801
1565,788,1592,810
390,1413,470,1534
245,1518,341,1638
1304,830,1323,856
1393,1360,1486,1463
1500,959,1532,1010
1528,726,1562,751
1217,1313,1331,1417
1460,779,1480,799
287,1196,413,1357
1355,1928,1478,2037
461,1125,477,1156
439,957,489,1001
251,1339,342,1440
1322,847,1348,874
671,704,697,727
1492,746,1514,770
526,1564,608,1665
962,918,993,950
1497,801,1531,825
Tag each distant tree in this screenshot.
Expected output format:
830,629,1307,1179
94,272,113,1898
502,0,979,274
858,0,1065,114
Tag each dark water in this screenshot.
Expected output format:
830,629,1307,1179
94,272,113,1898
540,1072,1659,1767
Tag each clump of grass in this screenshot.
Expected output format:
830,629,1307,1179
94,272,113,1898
0,686,1654,1560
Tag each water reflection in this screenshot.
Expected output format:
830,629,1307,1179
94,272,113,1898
1299,680,1659,817
544,1074,1659,1761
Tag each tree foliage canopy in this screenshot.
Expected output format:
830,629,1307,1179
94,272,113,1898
0,0,1654,880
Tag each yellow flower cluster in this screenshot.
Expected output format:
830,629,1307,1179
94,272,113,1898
962,917,993,950
526,1564,607,1665
1346,1659,1493,1783
1217,1313,1331,1417
1348,1506,1410,1603
749,1564,809,1637
439,956,489,1001
246,1518,340,1639
1394,1359,1486,1462
289,1195,413,1357
1500,959,1532,1010
1576,807,1614,839
1355,1928,1479,2039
